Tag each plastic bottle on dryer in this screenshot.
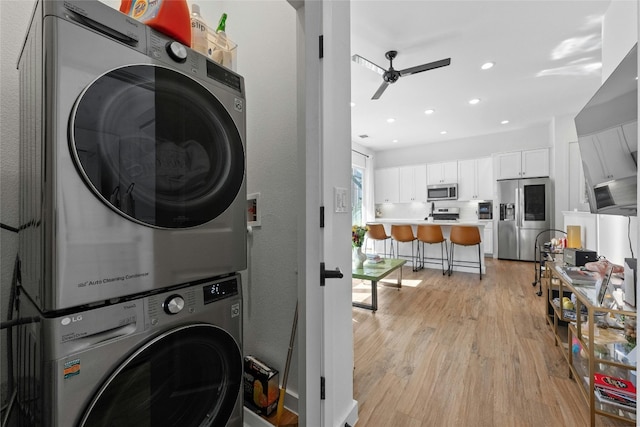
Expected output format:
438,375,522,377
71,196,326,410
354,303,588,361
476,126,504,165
119,0,191,47
190,4,209,55
210,13,231,66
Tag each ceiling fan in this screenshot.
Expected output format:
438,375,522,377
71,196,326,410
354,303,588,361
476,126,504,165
352,50,451,100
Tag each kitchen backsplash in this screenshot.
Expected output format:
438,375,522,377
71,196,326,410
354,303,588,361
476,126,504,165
375,200,488,222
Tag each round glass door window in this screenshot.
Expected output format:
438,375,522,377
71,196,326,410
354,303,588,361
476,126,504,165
80,325,242,426
70,65,245,228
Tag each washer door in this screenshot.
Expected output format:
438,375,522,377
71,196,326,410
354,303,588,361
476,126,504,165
70,65,245,228
79,324,242,427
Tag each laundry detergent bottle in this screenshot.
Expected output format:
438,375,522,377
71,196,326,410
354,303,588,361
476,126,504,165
120,0,191,47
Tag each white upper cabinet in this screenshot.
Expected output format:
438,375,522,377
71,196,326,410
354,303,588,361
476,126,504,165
374,168,400,203
427,161,458,185
521,148,550,178
458,157,493,201
399,164,427,203
495,148,549,180
579,126,637,184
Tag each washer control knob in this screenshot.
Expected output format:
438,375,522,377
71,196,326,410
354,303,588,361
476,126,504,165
163,295,185,315
166,41,188,63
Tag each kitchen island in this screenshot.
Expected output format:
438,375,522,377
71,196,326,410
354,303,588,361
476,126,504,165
366,219,487,274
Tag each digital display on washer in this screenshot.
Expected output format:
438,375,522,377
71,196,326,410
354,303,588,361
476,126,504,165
206,60,242,92
203,278,239,304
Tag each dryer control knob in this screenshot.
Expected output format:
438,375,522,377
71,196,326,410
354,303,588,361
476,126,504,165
166,41,188,63
163,295,185,315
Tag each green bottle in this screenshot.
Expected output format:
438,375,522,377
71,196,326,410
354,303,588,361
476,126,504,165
216,13,227,33
211,13,229,66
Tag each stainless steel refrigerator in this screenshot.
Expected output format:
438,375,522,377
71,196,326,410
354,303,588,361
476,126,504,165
497,178,551,261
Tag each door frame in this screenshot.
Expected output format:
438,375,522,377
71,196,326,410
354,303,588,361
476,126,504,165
292,1,357,426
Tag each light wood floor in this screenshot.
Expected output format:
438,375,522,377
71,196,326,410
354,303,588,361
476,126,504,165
352,258,631,427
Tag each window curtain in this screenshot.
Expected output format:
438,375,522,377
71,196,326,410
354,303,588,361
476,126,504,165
352,149,375,224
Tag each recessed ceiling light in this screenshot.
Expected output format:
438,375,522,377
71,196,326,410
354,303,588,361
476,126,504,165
350,102,356,107
469,98,481,105
387,118,395,123
440,131,447,135
424,109,435,115
481,62,495,70
392,139,399,143
501,120,510,125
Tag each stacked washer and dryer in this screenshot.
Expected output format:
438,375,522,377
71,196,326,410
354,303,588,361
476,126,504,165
15,1,247,425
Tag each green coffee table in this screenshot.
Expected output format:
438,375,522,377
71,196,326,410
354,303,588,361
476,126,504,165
352,258,406,312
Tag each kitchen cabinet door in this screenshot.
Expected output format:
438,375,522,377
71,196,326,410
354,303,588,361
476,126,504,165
483,222,493,254
427,161,458,184
374,168,399,203
495,151,522,180
399,165,427,202
457,159,476,200
476,157,493,200
457,157,493,201
521,148,549,178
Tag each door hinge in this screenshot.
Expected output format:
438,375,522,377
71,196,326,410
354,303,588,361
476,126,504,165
319,35,324,59
320,376,326,400
320,206,325,228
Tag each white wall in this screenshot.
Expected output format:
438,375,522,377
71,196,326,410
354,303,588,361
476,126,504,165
0,0,37,403
602,0,638,81
194,0,301,405
0,0,302,416
374,123,550,168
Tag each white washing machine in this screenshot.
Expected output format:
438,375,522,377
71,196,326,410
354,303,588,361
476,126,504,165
15,274,243,426
18,0,247,312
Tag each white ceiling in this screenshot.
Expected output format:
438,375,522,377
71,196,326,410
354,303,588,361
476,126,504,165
350,0,612,151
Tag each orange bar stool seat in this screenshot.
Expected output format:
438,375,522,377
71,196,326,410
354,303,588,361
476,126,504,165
365,223,391,257
417,224,449,275
390,224,420,272
448,225,482,279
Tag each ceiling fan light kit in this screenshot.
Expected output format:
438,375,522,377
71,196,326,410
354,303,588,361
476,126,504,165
352,50,451,99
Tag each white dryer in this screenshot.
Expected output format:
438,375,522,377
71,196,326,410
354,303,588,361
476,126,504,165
18,0,247,312
16,274,243,426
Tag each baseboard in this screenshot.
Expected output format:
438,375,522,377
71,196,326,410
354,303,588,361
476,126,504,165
341,399,359,427
243,390,299,427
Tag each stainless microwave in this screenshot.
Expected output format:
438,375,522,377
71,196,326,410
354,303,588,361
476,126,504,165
427,183,458,201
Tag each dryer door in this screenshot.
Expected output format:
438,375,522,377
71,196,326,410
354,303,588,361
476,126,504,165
79,324,242,426
70,65,245,229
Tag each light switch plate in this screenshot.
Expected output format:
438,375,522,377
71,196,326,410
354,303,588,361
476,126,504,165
334,187,348,213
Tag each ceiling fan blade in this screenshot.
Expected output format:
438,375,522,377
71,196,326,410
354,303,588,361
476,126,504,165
352,54,386,76
371,81,390,100
399,58,451,77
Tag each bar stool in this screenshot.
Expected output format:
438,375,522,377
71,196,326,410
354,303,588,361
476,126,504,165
448,225,482,280
416,224,449,275
365,223,391,257
390,224,420,272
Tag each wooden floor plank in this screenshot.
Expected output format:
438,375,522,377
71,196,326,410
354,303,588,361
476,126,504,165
352,258,632,426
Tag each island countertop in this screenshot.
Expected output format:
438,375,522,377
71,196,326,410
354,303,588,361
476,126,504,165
364,219,489,274
370,218,489,228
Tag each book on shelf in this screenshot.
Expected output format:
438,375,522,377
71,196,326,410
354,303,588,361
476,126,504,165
594,387,636,410
556,265,600,286
593,373,636,398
